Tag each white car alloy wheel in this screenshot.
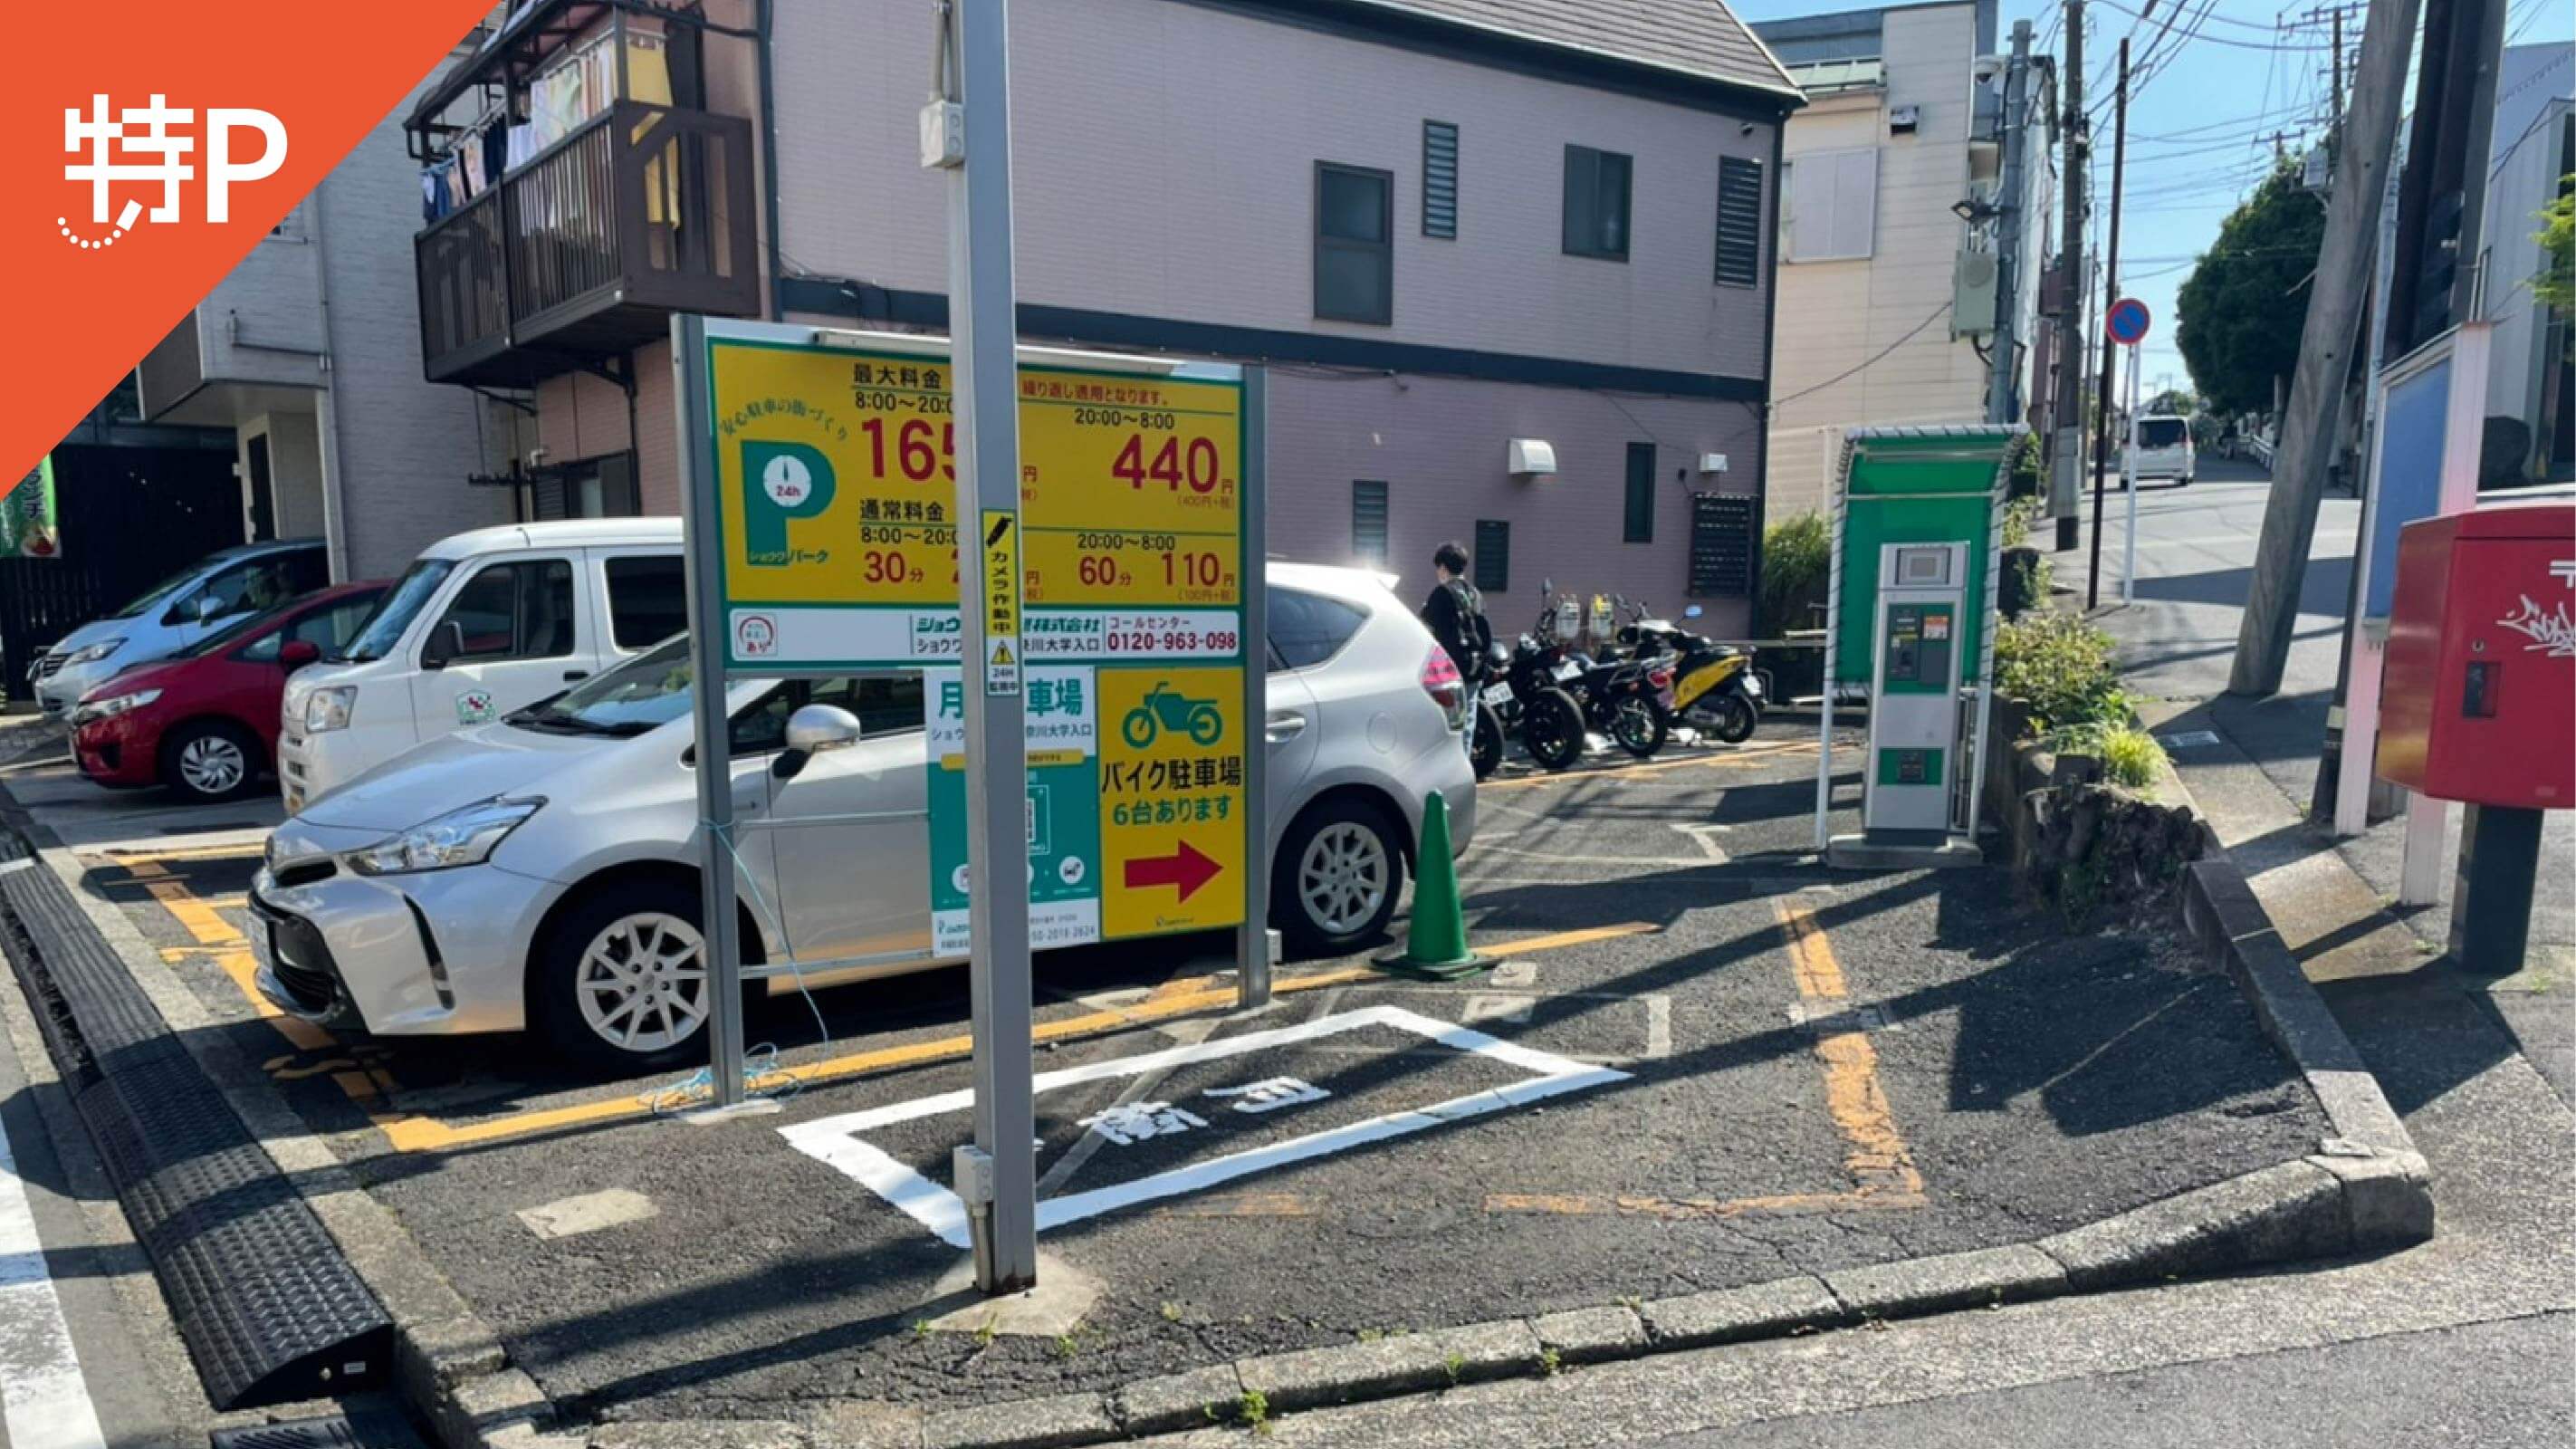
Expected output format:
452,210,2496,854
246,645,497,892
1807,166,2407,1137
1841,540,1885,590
574,911,711,1054
1298,820,1390,936
177,734,247,796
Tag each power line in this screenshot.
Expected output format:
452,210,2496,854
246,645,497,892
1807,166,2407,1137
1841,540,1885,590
1773,302,1955,408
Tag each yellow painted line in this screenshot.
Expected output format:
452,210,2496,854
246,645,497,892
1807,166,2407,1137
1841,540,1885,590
1156,1192,1317,1219
383,921,1644,1154
1774,899,1923,1198
143,881,243,948
1484,922,1659,955
207,945,334,1052
1481,741,1816,791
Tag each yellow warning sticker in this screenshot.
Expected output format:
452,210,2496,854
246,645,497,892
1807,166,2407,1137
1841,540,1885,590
982,510,1021,696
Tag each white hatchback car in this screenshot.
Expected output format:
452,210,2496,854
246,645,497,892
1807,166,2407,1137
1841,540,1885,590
248,561,1474,1071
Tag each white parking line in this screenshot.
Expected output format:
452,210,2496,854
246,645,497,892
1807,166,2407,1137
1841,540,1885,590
0,1113,108,1449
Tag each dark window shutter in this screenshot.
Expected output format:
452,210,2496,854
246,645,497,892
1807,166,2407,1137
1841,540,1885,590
1422,121,1459,238
1352,480,1389,564
1623,443,1656,542
1473,519,1510,593
1717,155,1763,286
1689,494,1757,598
1562,145,1594,254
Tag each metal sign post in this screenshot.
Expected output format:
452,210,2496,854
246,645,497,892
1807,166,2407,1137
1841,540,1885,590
675,312,750,1112
2116,317,2144,607
930,0,1039,1295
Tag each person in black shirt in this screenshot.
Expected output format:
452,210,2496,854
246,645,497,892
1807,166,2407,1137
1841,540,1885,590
1420,540,1485,679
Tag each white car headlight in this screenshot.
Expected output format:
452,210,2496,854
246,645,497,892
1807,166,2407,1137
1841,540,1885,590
71,688,161,724
304,686,358,734
348,797,543,876
62,638,126,667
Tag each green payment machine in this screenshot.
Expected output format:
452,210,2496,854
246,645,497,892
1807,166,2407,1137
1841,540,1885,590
1814,427,2020,869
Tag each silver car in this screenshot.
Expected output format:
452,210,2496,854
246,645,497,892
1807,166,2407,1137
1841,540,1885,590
248,562,1474,1070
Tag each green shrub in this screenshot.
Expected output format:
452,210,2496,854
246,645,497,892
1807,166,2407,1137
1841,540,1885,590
1759,512,1831,635
2007,432,2043,499
1995,610,2126,731
2001,494,2041,551
2042,720,2167,790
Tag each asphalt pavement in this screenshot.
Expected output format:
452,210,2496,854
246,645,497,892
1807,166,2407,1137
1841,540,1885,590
24,721,2337,1435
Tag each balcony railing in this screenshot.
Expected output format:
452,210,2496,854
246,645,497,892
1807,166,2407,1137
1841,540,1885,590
417,101,760,387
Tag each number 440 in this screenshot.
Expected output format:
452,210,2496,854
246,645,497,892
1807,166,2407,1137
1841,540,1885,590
1111,434,1224,493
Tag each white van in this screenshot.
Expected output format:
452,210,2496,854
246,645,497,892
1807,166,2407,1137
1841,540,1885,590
33,539,330,720
278,520,683,811
2131,414,2196,485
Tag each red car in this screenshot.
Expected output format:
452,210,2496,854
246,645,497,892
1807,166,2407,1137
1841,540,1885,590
72,581,388,803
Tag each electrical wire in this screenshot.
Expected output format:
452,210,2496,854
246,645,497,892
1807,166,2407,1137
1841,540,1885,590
1771,302,1954,407
645,813,832,1116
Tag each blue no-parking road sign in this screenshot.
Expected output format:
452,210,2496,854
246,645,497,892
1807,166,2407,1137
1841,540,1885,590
2106,297,2151,347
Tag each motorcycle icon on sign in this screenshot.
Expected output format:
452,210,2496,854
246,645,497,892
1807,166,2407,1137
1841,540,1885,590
1121,683,1224,749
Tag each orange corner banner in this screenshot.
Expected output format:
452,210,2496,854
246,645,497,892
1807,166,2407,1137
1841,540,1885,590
0,0,495,478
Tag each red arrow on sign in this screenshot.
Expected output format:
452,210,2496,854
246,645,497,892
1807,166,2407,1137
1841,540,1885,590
1123,840,1222,902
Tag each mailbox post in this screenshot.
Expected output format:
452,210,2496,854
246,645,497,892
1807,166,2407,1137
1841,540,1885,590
2374,503,2574,972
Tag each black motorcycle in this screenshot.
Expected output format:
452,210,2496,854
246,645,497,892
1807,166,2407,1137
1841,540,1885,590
1474,625,1585,774
1537,588,1670,759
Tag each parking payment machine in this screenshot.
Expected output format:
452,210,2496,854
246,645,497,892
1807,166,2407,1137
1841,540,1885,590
1864,543,1967,835
1813,426,2017,869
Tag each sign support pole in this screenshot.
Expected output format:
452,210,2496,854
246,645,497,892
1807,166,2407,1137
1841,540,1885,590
2120,342,2139,606
1238,367,1272,1011
675,312,749,1111
936,0,1039,1294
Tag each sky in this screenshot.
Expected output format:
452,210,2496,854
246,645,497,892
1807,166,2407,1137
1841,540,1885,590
1727,0,2576,401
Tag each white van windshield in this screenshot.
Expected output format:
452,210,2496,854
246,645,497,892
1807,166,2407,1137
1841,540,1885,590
341,559,456,661
512,636,694,737
2139,418,2188,449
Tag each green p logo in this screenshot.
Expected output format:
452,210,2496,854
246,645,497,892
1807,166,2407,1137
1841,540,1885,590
742,441,835,565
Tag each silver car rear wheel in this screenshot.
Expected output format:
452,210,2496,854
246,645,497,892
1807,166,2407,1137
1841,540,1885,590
1299,820,1391,938
573,911,710,1055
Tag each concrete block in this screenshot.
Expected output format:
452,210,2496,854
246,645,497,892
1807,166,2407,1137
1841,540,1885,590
1236,1319,1540,1412
2037,1160,2349,1291
2309,1148,2437,1250
1113,1365,1246,1437
921,1392,1115,1449
1823,1244,2067,1319
437,1368,556,1449
1640,1275,1848,1348
1528,1304,1648,1364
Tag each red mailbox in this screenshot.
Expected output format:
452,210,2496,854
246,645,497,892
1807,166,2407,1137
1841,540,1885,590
2375,503,2575,809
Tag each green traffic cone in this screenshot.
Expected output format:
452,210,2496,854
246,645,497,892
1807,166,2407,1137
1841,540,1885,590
1374,790,1489,981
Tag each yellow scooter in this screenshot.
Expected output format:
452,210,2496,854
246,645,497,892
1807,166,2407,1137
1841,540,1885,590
1622,602,1762,744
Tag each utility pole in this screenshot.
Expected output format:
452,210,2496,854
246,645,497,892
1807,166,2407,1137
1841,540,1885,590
2331,7,2344,123
2050,0,2088,550
1987,20,2035,425
2228,0,2425,696
2085,36,2130,610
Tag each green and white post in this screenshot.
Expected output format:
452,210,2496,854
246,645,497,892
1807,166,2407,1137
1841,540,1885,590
1815,426,2021,869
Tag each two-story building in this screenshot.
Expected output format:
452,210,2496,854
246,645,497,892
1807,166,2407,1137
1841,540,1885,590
1754,0,2057,520
134,31,516,582
405,0,1802,631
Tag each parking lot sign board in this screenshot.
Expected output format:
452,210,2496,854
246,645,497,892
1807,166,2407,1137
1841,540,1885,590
687,322,1254,953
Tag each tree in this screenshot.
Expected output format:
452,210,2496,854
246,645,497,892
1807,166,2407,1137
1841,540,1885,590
2536,185,2573,315
2175,161,2326,417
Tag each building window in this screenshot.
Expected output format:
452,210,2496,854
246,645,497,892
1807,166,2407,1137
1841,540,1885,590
1782,149,1879,262
526,454,639,521
1562,144,1632,261
1473,520,1510,593
1315,162,1393,324
1422,120,1459,238
1716,156,1764,286
1623,443,1656,543
1352,480,1389,565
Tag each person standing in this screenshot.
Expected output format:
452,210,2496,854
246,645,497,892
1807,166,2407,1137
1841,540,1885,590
1420,540,1488,680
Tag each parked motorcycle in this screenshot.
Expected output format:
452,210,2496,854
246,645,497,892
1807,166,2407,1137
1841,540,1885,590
1537,586,1670,759
1475,606,1585,773
1619,600,1762,744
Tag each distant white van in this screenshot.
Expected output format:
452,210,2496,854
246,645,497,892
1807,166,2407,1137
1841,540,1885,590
2131,414,2196,485
277,519,684,811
